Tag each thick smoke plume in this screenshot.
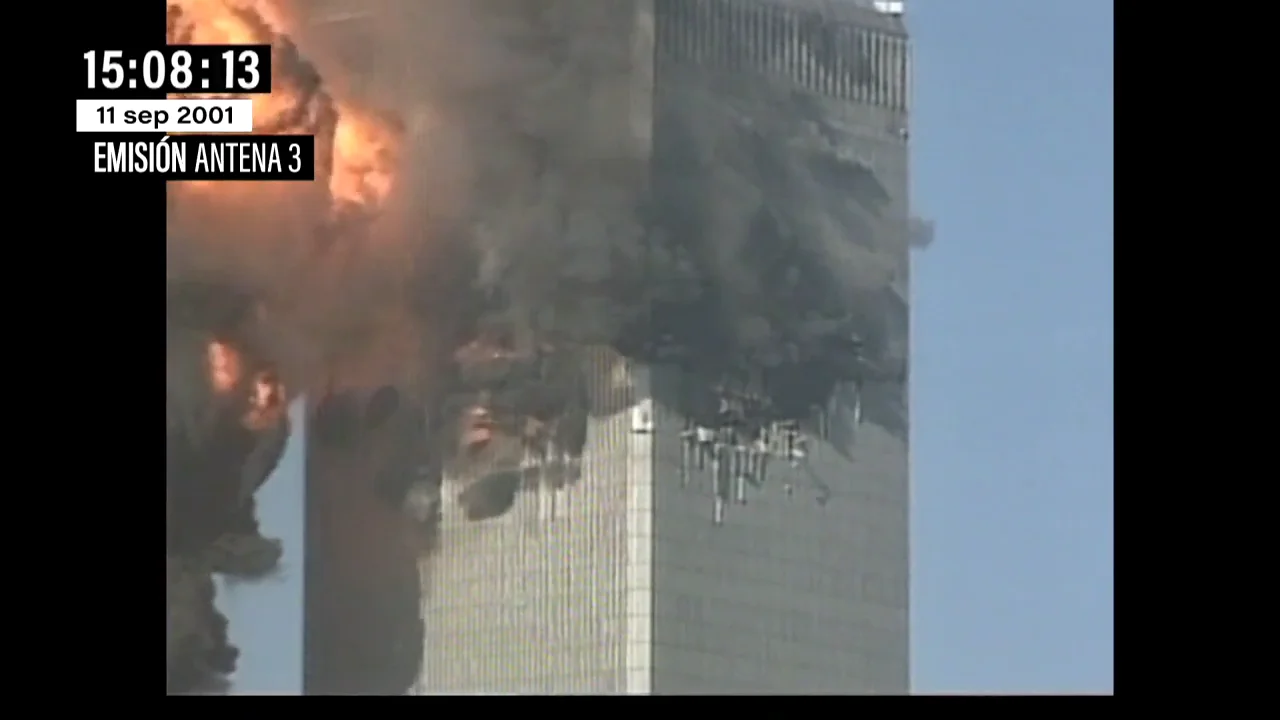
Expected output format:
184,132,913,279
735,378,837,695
166,277,289,693
166,0,902,694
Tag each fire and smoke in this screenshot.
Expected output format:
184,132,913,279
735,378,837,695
162,0,422,691
167,280,290,693
168,0,398,215
166,0,904,695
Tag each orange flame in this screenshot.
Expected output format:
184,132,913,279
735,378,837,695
207,338,286,429
168,0,399,214
207,340,242,393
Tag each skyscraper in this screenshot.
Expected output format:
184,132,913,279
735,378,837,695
415,0,912,694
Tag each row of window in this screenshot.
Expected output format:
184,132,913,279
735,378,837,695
655,0,910,110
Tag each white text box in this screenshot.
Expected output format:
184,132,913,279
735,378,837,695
76,98,253,133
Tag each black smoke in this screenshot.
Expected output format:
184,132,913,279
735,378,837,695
166,278,290,694
166,0,908,694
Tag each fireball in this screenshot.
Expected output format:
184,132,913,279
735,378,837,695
167,0,399,215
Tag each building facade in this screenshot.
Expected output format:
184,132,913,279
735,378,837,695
415,0,911,695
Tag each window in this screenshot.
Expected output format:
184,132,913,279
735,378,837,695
870,31,883,106
653,1,909,110
901,36,913,111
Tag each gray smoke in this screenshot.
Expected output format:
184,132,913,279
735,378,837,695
166,278,290,694
170,0,895,408
168,0,905,549
167,0,905,693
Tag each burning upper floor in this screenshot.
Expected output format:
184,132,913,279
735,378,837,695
166,0,912,692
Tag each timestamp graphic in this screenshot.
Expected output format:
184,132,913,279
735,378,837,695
82,46,271,94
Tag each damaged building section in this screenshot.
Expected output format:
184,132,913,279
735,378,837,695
629,0,911,523
165,0,910,694
416,0,912,694
166,279,290,694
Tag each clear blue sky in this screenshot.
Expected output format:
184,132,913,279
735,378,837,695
909,0,1114,694
217,399,304,695
220,0,1114,695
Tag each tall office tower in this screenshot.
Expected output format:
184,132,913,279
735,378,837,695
415,0,912,694
175,0,910,696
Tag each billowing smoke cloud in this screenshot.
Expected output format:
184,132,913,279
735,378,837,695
164,0,452,693
166,0,889,406
166,277,290,694
166,0,902,694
